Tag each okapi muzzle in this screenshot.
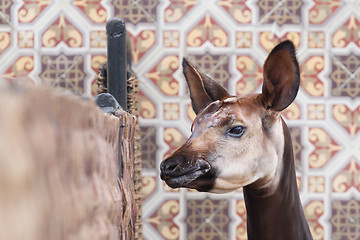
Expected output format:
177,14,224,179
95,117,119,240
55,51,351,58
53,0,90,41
160,151,214,191
160,99,230,191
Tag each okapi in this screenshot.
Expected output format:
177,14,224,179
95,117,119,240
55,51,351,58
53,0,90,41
160,40,313,240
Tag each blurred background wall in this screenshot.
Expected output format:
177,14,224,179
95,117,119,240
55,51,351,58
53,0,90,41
1,1,360,239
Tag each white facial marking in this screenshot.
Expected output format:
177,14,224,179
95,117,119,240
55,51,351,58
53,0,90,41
223,97,238,103
209,116,284,193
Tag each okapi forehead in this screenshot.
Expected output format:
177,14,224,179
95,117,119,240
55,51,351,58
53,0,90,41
191,95,261,131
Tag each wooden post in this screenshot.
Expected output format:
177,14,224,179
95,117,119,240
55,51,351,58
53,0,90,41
106,17,127,111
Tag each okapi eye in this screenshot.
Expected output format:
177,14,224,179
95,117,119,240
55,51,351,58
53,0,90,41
227,125,246,138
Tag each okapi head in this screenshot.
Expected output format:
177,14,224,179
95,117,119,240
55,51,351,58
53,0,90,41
160,40,300,193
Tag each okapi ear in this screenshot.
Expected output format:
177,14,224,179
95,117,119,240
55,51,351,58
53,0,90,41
183,58,230,114
260,40,300,112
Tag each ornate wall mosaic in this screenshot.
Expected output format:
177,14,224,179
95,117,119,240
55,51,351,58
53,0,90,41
1,1,360,239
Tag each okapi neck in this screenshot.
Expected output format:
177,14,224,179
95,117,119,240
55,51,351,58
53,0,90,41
243,120,313,240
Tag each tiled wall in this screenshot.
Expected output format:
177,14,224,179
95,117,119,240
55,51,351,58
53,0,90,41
1,1,360,240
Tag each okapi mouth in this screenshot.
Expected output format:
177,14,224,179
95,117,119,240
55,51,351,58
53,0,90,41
160,159,211,188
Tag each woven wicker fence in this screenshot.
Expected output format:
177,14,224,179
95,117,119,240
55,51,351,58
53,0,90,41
0,87,137,240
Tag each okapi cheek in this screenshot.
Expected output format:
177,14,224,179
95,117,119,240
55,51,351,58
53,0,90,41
211,165,259,193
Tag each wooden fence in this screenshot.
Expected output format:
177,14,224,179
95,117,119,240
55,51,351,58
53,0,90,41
0,86,137,240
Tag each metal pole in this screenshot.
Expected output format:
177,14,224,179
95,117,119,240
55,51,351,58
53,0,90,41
106,17,127,111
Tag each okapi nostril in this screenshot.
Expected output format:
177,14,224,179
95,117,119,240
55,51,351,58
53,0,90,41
161,155,185,175
161,160,175,172
160,159,181,180
165,163,178,172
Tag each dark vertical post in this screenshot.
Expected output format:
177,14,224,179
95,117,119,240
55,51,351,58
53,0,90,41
106,17,127,111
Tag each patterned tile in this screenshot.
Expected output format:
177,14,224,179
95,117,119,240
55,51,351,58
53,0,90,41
73,0,107,23
235,199,247,240
141,176,157,202
332,15,360,48
2,56,34,85
147,199,180,240
189,53,230,88
308,0,342,24
90,31,107,48
140,126,158,169
163,30,180,48
113,0,159,24
146,55,180,96
42,14,83,48
139,91,157,119
301,56,325,97
308,176,325,193
235,31,252,48
333,105,360,137
164,0,196,23
235,55,262,95
186,14,228,47
331,199,360,240
90,54,107,94
164,103,180,120
163,127,186,158
129,30,157,64
308,104,325,120
2,1,360,239
18,1,51,23
308,31,325,48
332,159,360,192
283,102,301,120
40,54,85,93
18,30,34,48
258,0,303,25
0,31,11,54
308,128,341,169
331,54,360,98
186,198,230,240
218,0,251,24
0,0,12,24
259,31,301,51
304,201,325,240
290,127,303,169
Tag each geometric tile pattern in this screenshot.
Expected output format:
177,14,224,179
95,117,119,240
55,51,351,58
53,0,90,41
331,199,360,240
140,126,158,169
1,1,360,239
258,0,303,25
331,54,360,98
40,54,85,93
186,198,229,240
